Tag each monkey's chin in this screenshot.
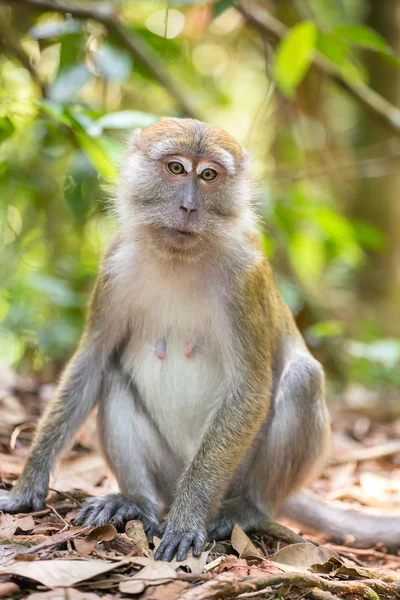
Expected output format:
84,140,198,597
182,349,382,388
155,228,204,260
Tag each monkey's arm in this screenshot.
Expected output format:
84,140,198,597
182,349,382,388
155,261,279,562
0,274,123,513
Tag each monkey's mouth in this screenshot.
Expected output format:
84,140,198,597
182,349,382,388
171,228,195,237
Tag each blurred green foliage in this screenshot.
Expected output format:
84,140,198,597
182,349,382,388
0,0,399,390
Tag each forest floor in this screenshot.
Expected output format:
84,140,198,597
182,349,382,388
1,364,400,600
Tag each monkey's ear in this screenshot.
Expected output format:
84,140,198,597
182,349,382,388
127,129,143,151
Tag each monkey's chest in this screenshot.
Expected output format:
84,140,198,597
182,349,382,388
121,331,226,460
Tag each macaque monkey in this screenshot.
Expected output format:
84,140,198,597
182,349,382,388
1,119,399,558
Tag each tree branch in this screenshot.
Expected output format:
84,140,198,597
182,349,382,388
237,3,400,137
1,0,200,119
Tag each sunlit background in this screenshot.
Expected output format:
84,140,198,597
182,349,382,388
1,0,400,395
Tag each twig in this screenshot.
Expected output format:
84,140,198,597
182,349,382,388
308,588,341,600
48,487,83,506
178,571,395,600
1,0,200,119
237,3,400,137
331,440,400,465
328,543,400,563
46,503,71,531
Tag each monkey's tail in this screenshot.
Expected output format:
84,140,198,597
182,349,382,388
281,490,400,552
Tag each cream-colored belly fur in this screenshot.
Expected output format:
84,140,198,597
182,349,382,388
115,248,229,462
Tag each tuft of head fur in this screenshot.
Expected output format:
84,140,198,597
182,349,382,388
117,118,257,264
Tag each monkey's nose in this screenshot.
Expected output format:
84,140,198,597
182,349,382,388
179,205,198,224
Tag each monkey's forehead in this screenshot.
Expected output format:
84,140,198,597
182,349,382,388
136,118,243,168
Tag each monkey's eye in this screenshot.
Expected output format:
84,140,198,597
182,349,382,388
200,168,218,181
168,161,185,175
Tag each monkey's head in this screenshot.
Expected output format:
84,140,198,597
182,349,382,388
119,118,252,259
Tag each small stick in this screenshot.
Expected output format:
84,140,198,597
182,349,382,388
46,503,71,531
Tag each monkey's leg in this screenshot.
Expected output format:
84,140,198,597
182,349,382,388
75,367,167,534
208,355,330,540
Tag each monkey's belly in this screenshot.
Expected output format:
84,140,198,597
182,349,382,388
121,336,226,461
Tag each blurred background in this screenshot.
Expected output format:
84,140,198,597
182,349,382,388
1,0,400,399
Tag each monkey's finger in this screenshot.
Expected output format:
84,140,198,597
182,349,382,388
154,535,179,562
176,534,194,561
74,505,92,525
193,534,205,557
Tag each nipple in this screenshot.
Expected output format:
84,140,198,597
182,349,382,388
156,338,166,359
184,341,193,358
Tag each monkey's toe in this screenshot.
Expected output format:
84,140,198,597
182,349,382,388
74,493,159,533
155,528,206,562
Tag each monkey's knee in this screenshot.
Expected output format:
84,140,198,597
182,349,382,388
244,356,330,513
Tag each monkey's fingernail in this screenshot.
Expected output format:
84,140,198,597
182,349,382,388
156,339,166,359
184,342,193,358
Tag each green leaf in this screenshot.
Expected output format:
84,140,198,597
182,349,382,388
317,31,349,67
92,44,133,81
288,230,325,286
333,24,391,53
48,64,92,103
73,131,117,179
274,22,317,96
95,111,158,132
0,117,15,144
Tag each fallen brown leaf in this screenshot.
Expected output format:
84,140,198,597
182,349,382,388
119,561,178,594
0,557,128,588
27,589,101,599
231,524,263,559
74,524,117,555
142,580,190,599
271,542,339,573
0,513,34,536
217,555,249,576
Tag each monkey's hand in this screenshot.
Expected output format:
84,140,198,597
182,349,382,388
155,517,207,562
0,487,47,514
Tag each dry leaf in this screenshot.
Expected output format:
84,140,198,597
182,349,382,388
119,561,177,594
231,524,263,559
27,589,101,599
75,525,117,555
51,453,107,493
142,581,190,600
218,555,249,576
152,536,209,573
0,513,35,536
125,519,150,555
0,558,128,588
271,542,339,573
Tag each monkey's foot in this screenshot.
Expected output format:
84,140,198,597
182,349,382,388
208,497,267,541
74,493,159,535
0,489,46,514
155,523,207,562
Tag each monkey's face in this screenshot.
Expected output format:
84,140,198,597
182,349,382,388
120,118,251,259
